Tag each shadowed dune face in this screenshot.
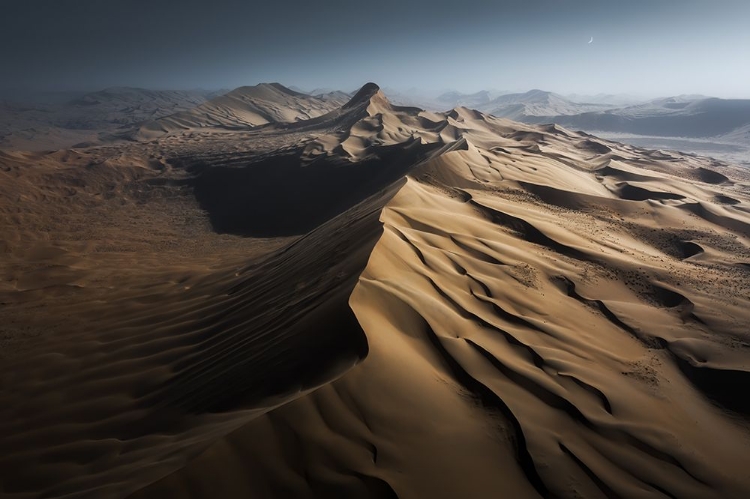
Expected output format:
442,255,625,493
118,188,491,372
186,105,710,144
2,84,750,499
188,141,442,237
696,166,732,185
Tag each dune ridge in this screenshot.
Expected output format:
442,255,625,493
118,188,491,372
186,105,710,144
1,84,750,498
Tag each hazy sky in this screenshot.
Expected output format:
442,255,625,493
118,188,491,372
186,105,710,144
2,0,749,98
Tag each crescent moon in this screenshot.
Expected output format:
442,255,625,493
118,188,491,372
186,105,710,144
588,37,594,44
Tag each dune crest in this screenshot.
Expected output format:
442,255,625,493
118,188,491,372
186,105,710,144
2,84,750,498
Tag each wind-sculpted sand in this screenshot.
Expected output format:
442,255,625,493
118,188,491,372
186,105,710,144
2,84,749,498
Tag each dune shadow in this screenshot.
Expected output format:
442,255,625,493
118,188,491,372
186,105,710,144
190,140,440,237
696,167,731,185
675,358,750,417
616,184,685,201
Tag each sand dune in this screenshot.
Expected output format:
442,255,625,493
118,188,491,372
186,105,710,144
136,83,347,140
2,84,750,498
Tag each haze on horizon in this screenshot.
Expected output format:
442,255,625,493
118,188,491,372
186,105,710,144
2,0,749,99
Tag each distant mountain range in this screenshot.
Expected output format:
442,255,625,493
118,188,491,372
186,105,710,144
478,89,612,120
383,88,619,115
384,89,749,141
2,85,748,164
542,96,750,141
564,93,649,107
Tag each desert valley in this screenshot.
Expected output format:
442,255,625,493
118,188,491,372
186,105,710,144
1,80,749,498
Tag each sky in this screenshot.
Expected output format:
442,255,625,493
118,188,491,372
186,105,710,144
2,0,749,98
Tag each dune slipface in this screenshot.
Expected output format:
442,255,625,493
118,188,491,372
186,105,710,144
1,84,750,499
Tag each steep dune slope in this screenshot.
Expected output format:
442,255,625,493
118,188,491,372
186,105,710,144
133,93,750,498
2,84,750,499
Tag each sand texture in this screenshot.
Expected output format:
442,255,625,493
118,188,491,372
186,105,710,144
2,83,749,498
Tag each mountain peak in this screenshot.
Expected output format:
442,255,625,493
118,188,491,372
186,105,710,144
343,83,382,109
227,82,308,101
